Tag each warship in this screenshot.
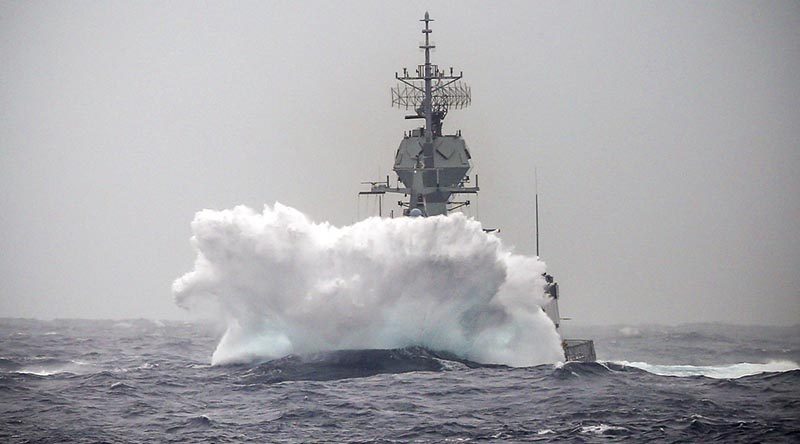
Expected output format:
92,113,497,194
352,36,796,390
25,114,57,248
360,13,595,362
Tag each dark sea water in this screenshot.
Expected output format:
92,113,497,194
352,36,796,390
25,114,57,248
1,319,798,443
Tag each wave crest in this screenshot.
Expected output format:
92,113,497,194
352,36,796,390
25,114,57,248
612,360,799,379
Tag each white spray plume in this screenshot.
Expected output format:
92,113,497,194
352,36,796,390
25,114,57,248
173,203,564,366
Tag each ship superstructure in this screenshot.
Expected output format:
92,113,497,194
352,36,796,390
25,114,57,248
362,13,595,362
360,12,476,217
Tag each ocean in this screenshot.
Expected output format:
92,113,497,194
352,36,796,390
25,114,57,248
1,318,797,443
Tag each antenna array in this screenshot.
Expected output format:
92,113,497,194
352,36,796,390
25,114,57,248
391,81,471,112
391,12,470,123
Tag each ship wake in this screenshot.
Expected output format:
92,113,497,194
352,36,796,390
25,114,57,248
173,203,563,366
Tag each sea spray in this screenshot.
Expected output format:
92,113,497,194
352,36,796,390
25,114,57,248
173,203,564,366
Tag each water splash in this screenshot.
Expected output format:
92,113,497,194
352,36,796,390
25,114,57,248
173,203,563,366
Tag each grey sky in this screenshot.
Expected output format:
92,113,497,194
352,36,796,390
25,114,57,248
1,1,798,326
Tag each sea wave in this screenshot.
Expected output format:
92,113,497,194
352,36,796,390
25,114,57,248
9,358,95,376
234,346,493,383
2,319,798,442
612,360,799,379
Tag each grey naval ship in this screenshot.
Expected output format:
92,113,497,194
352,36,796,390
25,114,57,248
360,13,595,362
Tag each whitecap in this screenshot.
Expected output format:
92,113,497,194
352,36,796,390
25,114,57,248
581,424,627,434
613,360,799,379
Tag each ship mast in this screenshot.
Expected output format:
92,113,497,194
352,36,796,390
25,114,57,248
421,12,434,169
361,12,476,217
394,12,467,140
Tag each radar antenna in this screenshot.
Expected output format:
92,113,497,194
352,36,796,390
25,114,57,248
392,12,471,139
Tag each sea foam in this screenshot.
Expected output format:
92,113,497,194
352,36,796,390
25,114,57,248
615,360,800,379
173,203,563,366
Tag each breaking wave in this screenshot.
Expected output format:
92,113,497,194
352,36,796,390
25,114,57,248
1,357,94,376
613,360,800,379
173,203,563,366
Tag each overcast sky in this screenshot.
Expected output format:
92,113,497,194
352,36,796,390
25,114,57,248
1,1,798,326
